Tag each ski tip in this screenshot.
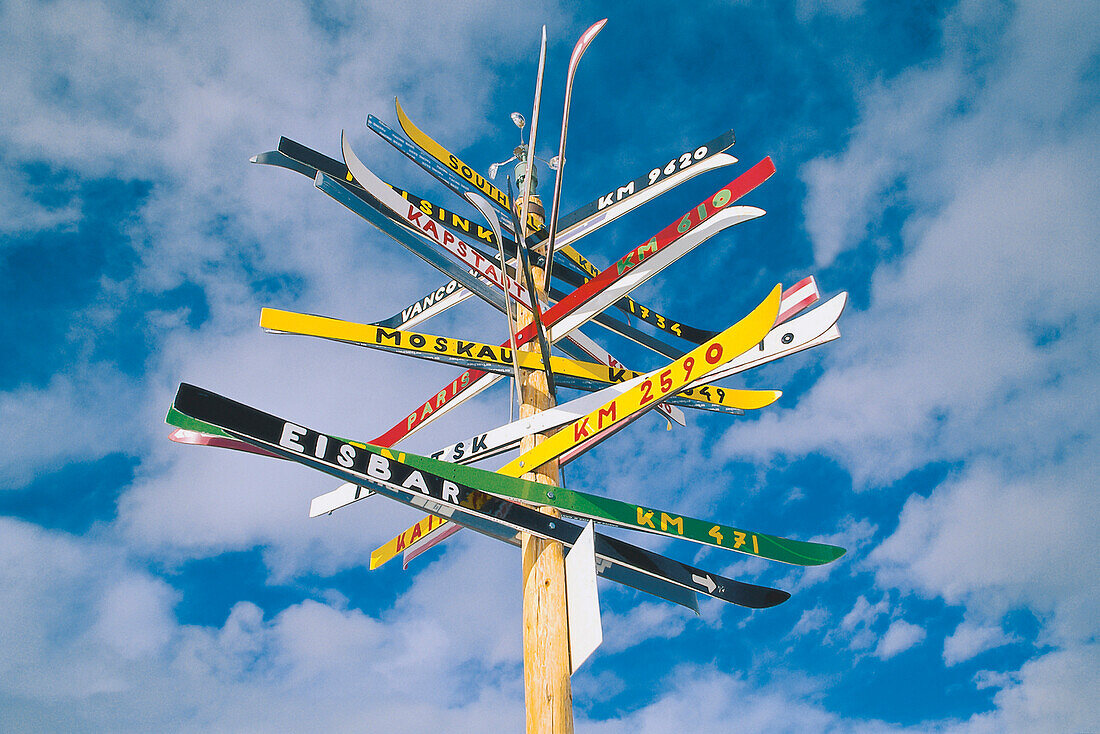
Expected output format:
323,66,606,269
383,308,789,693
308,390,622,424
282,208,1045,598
248,155,259,164
768,588,793,607
793,541,847,566
730,205,766,221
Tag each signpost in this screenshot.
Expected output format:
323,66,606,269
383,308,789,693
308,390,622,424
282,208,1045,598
167,19,850,733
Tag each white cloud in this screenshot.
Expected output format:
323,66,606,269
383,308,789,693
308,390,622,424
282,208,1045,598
0,515,532,731
581,664,923,734
0,518,177,701
790,605,828,637
943,621,1016,666
870,446,1100,645
949,645,1100,734
0,365,147,488
725,139,1100,486
841,594,888,632
601,601,691,654
831,594,890,652
874,619,926,660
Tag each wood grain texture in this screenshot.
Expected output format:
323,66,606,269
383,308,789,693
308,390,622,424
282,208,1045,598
519,263,574,734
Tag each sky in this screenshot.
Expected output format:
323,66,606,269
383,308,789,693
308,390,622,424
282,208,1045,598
0,0,1097,730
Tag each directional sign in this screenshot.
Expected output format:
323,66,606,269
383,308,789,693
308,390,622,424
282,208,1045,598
170,383,792,609
498,284,782,477
254,137,727,354
258,308,777,414
164,393,845,567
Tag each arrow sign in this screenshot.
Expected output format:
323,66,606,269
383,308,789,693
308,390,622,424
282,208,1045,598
691,573,718,594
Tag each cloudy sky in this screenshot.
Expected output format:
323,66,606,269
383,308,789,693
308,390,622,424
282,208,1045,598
1,0,1097,730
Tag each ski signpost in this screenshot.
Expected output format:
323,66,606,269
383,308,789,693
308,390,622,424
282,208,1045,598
168,20,849,733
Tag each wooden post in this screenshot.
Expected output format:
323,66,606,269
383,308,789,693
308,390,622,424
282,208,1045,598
517,210,573,733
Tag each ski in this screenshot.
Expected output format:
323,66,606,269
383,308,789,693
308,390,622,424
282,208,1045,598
255,139,698,360
172,291,847,570
170,384,792,609
543,18,607,288
514,24,547,253
370,158,775,447
377,104,739,250
319,450,846,568
258,307,776,414
341,131,530,305
464,191,526,411
496,284,782,476
256,137,722,348
504,174,559,399
167,384,842,568
419,291,846,467
186,290,841,478
311,169,509,317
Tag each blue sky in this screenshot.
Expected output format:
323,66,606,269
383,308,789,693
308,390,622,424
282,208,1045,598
1,0,1097,730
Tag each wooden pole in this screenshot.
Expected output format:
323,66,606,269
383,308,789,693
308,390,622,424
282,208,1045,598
517,205,574,733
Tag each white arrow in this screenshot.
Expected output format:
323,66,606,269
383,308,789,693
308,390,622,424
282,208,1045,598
691,573,717,594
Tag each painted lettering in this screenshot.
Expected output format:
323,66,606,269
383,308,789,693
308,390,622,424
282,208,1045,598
636,508,656,529
597,402,617,429
441,481,460,504
376,328,401,346
476,345,499,362
338,443,356,468
367,453,391,481
660,513,684,535
279,423,307,453
401,470,430,494
573,417,592,441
